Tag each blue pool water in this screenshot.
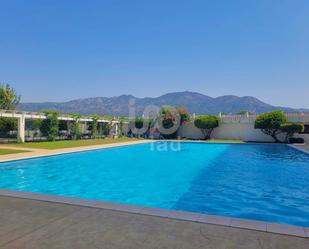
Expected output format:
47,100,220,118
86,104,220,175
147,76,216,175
0,142,308,227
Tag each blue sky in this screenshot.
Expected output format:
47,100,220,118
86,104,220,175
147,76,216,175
1,0,309,108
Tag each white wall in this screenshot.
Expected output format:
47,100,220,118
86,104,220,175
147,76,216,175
211,123,287,142
178,121,287,142
177,122,204,139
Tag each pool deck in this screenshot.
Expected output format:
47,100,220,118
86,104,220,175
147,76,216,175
0,140,308,248
0,194,308,249
0,189,309,249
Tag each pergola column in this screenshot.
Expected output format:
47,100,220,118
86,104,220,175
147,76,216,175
17,114,25,143
109,121,119,137
115,123,119,136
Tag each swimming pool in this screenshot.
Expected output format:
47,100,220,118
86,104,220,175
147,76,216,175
0,142,308,227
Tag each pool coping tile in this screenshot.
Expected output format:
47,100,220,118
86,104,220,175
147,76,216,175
197,214,232,226
230,218,267,232
139,206,172,218
266,223,307,238
288,144,309,155
0,189,308,239
167,210,200,222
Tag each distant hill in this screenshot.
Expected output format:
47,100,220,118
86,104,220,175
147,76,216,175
19,91,308,116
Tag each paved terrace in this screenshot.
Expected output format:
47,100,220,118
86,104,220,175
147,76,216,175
0,194,308,249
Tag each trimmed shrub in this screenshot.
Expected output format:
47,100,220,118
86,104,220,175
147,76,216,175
40,111,59,141
254,111,287,142
194,115,219,140
280,123,304,143
288,137,305,144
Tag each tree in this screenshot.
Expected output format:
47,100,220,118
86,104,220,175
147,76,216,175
280,123,304,143
159,107,175,129
194,115,219,140
254,111,287,142
0,117,17,138
134,117,145,129
0,84,21,110
40,111,59,141
58,120,68,131
68,113,81,140
0,118,17,131
157,107,181,139
176,107,190,123
89,115,99,138
26,119,42,139
118,118,125,137
155,107,190,139
128,117,149,137
0,84,20,136
102,122,111,136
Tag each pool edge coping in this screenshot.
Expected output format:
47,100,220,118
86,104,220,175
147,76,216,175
1,140,305,163
0,189,308,239
288,144,309,155
0,140,152,163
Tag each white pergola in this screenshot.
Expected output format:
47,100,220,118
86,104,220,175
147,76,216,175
0,110,122,142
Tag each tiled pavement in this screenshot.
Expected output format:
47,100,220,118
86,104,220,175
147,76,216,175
0,196,308,249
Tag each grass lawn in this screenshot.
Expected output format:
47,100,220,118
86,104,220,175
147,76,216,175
0,149,29,155
10,137,140,150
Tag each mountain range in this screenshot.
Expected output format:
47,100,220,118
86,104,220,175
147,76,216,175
19,91,308,116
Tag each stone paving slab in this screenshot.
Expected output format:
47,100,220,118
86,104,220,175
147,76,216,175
0,196,308,249
0,196,81,247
